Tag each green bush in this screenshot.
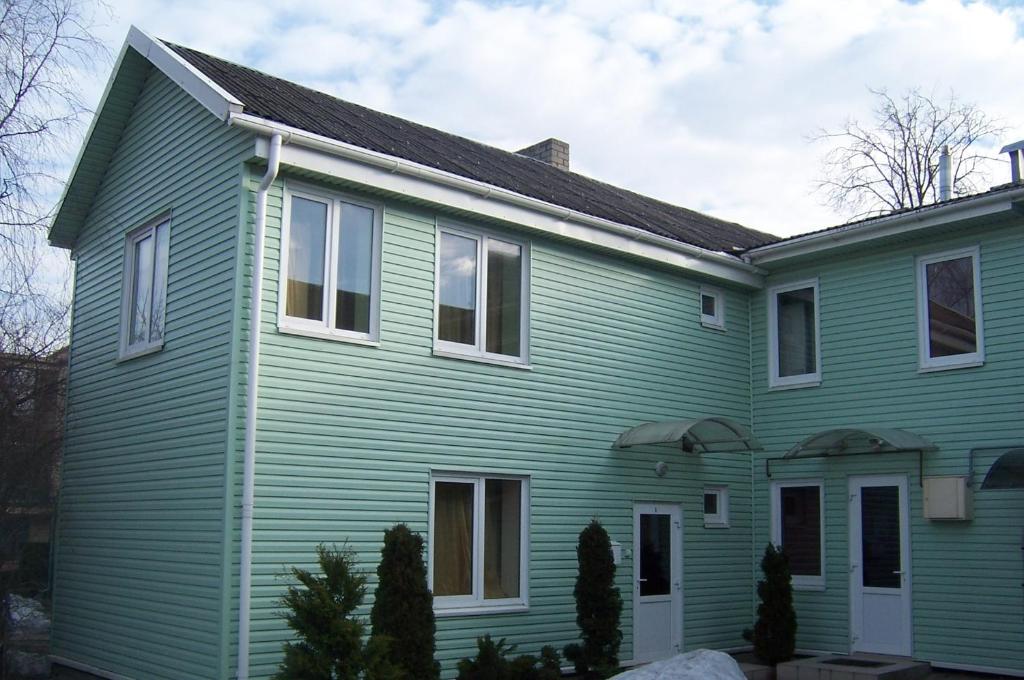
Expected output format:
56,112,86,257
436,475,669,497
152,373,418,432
456,635,562,680
274,544,401,680
370,523,439,680
563,519,622,679
743,543,797,665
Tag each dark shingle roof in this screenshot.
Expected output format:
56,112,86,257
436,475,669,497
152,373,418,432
166,42,778,253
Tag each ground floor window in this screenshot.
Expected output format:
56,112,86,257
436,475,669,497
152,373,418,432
770,480,824,588
429,473,529,613
703,486,729,528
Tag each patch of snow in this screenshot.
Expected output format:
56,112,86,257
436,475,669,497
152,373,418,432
3,593,50,640
611,649,747,680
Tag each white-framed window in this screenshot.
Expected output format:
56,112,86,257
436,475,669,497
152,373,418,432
768,279,820,388
278,184,383,344
428,472,529,615
703,486,729,528
434,224,530,366
916,246,984,371
699,286,725,330
770,480,825,589
119,215,171,359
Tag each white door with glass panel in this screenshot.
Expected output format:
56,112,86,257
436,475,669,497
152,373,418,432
633,503,682,663
849,476,912,656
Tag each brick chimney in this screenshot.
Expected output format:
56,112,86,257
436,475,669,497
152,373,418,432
516,138,569,170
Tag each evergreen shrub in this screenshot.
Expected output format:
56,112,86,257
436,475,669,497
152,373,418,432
563,519,622,678
370,523,439,680
743,543,797,665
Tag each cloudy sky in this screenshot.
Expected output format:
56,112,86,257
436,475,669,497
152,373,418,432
75,0,1024,238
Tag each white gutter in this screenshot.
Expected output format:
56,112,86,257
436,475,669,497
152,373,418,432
226,113,765,281
745,185,1024,265
236,132,282,680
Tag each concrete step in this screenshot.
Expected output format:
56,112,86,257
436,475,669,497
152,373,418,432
777,654,930,680
739,660,774,680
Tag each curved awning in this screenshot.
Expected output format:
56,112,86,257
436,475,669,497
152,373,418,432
614,417,762,453
785,427,938,459
981,448,1024,489
767,427,937,478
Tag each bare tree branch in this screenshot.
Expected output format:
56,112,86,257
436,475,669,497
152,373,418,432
812,87,1006,221
0,0,108,597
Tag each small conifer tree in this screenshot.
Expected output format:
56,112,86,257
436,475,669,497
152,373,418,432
370,523,440,680
274,543,401,680
563,519,622,678
744,543,797,665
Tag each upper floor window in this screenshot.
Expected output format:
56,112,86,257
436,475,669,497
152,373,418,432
119,216,170,358
699,286,725,330
771,481,825,589
279,186,382,343
429,473,529,614
916,247,984,371
768,279,820,388
435,225,529,365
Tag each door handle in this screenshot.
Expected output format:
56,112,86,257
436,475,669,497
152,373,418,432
637,578,648,582
892,570,905,575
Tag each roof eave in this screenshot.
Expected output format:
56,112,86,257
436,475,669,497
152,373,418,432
232,113,766,287
744,186,1024,266
48,26,242,250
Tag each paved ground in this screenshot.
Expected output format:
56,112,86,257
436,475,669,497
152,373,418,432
39,660,1022,679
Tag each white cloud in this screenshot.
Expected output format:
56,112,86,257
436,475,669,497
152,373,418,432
68,0,1024,240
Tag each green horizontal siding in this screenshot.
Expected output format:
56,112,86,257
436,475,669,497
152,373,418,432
240,174,757,678
53,67,250,679
751,222,1024,672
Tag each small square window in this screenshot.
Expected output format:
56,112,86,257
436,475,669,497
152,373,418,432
699,286,725,330
119,216,170,358
703,487,729,528
916,247,984,371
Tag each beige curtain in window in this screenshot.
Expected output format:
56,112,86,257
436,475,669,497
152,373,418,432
433,482,474,596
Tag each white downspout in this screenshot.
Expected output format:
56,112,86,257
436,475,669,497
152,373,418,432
238,133,282,680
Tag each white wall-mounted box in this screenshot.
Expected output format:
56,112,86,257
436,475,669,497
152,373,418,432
923,476,973,520
609,540,622,565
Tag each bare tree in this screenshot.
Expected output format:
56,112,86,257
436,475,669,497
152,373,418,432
0,0,106,606
0,0,107,355
814,88,1005,220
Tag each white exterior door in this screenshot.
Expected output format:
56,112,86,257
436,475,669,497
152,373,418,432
849,475,912,656
633,503,683,664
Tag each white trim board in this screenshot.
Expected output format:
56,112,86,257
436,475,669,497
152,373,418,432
126,26,242,121
745,186,1024,265
243,121,766,288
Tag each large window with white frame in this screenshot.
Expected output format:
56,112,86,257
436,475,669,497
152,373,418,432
770,481,825,589
279,186,382,343
768,279,820,388
429,473,529,614
916,246,984,371
435,225,529,364
119,215,171,358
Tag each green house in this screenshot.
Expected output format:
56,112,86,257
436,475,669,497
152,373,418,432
47,27,1023,680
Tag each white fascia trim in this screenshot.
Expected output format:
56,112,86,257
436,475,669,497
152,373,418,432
127,25,243,121
232,114,765,288
746,186,1024,265
49,34,137,248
